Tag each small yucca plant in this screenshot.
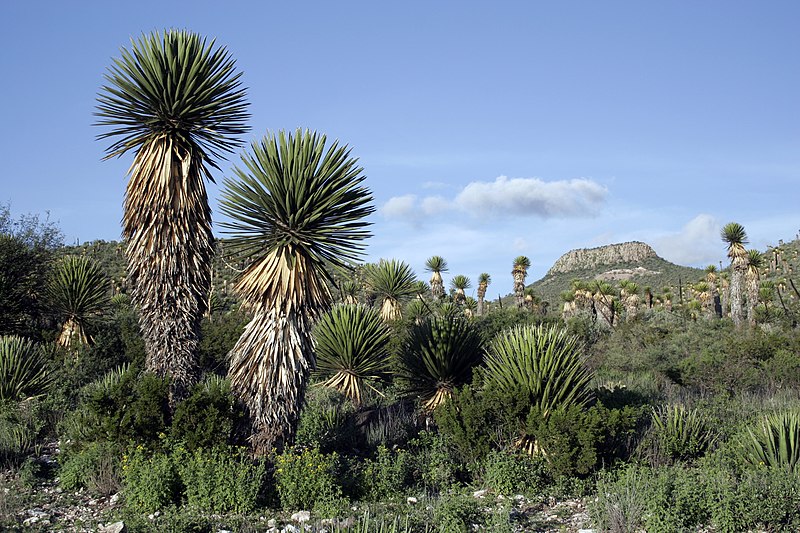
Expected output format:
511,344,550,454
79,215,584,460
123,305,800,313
365,259,418,322
313,304,391,405
738,410,800,473
48,255,109,350
650,403,715,463
0,335,53,401
398,313,484,410
483,324,593,416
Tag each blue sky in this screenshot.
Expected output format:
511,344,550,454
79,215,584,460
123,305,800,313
2,1,799,300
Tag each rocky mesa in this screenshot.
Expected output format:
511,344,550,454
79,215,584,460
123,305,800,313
546,241,658,275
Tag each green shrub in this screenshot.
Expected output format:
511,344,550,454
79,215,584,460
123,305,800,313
122,445,181,512
737,409,800,473
590,466,649,532
407,431,463,494
433,493,482,533
274,447,344,512
178,445,266,513
0,401,38,468
198,311,246,374
479,449,548,496
171,375,242,450
295,386,357,453
360,445,413,501
59,441,122,496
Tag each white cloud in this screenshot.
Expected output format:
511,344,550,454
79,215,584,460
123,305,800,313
380,175,608,223
455,176,608,218
652,214,723,266
381,195,418,219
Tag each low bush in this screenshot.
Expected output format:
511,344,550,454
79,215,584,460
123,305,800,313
59,440,122,496
122,444,182,513
479,449,548,496
171,374,242,450
274,446,344,513
360,445,413,501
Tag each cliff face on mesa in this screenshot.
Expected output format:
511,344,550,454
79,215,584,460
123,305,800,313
546,241,658,275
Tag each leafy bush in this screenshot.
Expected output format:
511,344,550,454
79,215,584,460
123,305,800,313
59,440,122,496
178,445,267,513
0,335,52,401
0,401,38,468
407,431,463,494
171,374,242,450
274,447,344,512
360,445,413,501
295,386,357,453
198,311,246,374
479,449,548,495
122,445,182,512
433,493,482,533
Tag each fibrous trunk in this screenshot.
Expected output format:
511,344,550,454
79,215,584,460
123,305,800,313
746,274,759,327
513,272,526,309
729,262,746,327
430,272,444,299
125,140,210,401
228,307,314,454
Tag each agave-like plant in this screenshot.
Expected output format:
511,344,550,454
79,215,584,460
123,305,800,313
96,29,249,397
339,280,360,305
405,298,431,325
425,256,448,299
483,324,593,417
220,130,373,452
365,259,418,322
650,403,716,463
0,335,53,401
398,313,484,410
313,304,391,406
47,255,108,350
450,274,471,304
739,410,800,473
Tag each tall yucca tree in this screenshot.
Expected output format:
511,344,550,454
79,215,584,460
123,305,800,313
450,274,471,305
745,249,764,326
704,265,720,317
365,259,418,322
476,272,491,316
721,222,748,327
47,255,109,350
95,30,249,397
425,256,448,299
512,256,531,309
220,130,373,453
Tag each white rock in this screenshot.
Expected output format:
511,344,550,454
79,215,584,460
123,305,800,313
284,525,300,533
473,489,488,498
578,530,597,533
109,493,121,505
406,496,418,504
291,510,311,523
267,518,277,527
99,522,127,533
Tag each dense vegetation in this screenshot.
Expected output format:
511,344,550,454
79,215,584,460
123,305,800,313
2,28,799,532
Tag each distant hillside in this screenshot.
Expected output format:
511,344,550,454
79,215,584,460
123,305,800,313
529,242,705,305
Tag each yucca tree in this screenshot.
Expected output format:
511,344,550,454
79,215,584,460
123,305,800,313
96,30,249,398
47,255,109,350
692,281,713,318
220,130,373,453
463,296,478,318
745,249,764,326
365,259,418,322
512,256,531,309
450,274,471,305
313,304,390,406
759,280,775,320
476,272,491,316
483,324,593,450
399,313,484,410
339,280,360,305
721,222,749,327
593,281,618,327
704,265,720,317
425,256,448,299
620,281,640,321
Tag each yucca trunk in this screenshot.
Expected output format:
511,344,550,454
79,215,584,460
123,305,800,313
125,140,211,399
430,272,444,299
729,260,747,327
380,297,402,322
477,283,487,316
57,316,89,351
624,294,640,321
513,272,526,309
746,273,759,327
228,307,314,453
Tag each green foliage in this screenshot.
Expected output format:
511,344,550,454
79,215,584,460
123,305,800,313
178,445,267,513
122,444,182,513
295,386,357,453
313,304,392,404
360,445,413,501
424,256,448,273
60,367,170,447
484,324,594,414
738,410,800,473
171,375,242,450
58,441,122,496
0,401,39,468
407,431,463,494
198,311,246,374
0,335,52,401
398,313,484,410
645,403,716,464
274,446,344,512
47,255,109,347
479,449,548,495
433,493,482,533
